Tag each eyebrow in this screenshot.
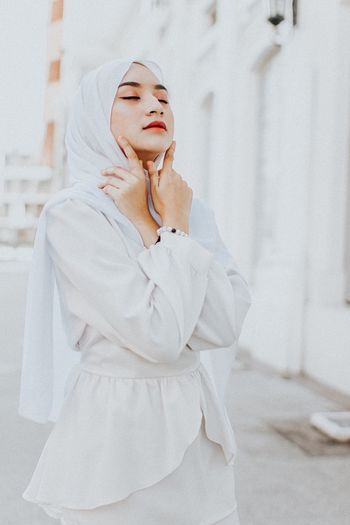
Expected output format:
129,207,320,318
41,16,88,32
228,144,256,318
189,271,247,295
118,81,168,92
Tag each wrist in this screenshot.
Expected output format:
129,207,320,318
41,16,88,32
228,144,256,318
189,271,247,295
132,211,156,228
132,213,159,248
161,216,189,234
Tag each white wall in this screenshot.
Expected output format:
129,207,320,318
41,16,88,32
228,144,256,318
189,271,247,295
10,0,347,396
301,0,350,395
229,0,350,395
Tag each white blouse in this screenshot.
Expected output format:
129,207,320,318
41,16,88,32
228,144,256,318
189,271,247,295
22,198,251,522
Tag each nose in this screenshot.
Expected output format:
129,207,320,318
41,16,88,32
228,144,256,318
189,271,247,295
145,94,164,115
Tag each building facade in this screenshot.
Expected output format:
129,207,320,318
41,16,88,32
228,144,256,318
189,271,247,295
109,0,350,396
2,0,349,396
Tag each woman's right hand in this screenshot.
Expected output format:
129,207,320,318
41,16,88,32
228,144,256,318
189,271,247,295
147,141,193,233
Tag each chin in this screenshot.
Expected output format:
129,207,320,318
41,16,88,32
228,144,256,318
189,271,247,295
135,137,170,154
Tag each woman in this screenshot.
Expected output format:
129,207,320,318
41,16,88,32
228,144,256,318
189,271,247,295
19,58,252,524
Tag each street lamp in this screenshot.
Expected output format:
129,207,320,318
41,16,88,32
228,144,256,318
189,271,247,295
265,0,287,26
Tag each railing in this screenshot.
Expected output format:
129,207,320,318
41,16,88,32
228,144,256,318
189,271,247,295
0,165,54,249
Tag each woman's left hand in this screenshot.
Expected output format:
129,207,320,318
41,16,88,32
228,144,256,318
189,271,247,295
98,136,150,223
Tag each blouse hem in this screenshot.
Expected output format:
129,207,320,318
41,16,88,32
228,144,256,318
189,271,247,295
22,411,204,511
22,364,237,511
210,505,239,525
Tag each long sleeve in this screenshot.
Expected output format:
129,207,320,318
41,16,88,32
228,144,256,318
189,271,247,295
186,207,252,352
46,198,215,364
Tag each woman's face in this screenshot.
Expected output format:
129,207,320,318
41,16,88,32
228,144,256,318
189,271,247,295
110,62,174,164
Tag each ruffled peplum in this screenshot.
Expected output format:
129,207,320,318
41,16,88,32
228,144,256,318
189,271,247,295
22,362,237,513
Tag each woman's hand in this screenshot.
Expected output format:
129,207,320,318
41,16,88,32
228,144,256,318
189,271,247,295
147,141,193,232
98,136,150,224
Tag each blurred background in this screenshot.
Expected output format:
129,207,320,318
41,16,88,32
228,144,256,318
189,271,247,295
1,1,350,524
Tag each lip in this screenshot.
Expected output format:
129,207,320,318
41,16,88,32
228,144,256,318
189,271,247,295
143,121,167,131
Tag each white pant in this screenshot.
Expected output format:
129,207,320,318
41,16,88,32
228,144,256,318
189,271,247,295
214,507,241,524
61,509,240,525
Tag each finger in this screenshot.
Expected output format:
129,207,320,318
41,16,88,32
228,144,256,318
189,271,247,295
101,166,129,177
99,173,123,187
102,185,121,200
117,136,141,174
147,161,159,185
161,141,176,174
98,176,128,190
146,160,158,176
100,167,135,184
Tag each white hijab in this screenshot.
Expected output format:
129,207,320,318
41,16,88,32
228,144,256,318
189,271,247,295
18,57,235,424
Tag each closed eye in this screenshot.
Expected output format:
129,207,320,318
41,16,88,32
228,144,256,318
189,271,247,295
120,96,168,104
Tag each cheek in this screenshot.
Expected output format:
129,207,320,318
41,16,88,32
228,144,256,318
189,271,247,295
111,106,140,135
167,110,175,131
110,108,125,131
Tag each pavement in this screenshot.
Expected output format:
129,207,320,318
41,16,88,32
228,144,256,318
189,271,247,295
227,351,350,525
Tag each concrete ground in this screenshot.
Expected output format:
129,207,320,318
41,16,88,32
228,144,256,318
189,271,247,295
227,352,350,525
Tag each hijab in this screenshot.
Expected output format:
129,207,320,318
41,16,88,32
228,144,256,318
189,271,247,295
18,57,236,424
